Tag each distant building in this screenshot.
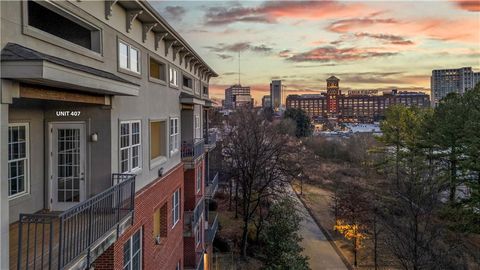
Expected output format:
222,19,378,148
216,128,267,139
262,95,271,108
286,77,430,123
270,80,284,112
431,67,480,106
224,84,252,109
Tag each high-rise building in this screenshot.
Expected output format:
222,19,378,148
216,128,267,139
262,95,271,108
224,84,252,109
431,67,480,106
0,1,219,270
270,80,284,112
286,77,430,122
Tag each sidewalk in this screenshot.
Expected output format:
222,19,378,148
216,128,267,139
288,185,348,270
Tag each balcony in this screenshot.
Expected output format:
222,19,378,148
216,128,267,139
204,131,217,152
12,174,135,270
184,199,205,237
205,172,219,199
181,138,205,161
205,212,218,245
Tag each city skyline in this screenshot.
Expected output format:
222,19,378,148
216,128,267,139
152,0,480,102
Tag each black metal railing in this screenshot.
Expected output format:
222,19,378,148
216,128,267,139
205,172,219,199
17,174,135,270
193,199,204,227
181,138,205,160
206,213,218,244
205,131,217,146
196,251,205,270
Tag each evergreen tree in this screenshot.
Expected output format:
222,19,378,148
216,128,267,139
284,108,313,137
260,198,309,270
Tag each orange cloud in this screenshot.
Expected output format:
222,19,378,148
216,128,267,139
451,0,480,12
284,46,397,63
205,1,376,25
327,15,479,43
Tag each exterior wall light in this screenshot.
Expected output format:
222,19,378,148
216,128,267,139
91,132,98,142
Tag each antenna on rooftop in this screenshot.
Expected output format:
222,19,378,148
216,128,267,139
238,51,241,85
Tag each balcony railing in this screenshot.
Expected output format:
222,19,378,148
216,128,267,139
196,251,205,270
204,131,217,150
193,199,205,227
16,174,135,270
205,212,218,244
181,138,205,160
205,172,219,199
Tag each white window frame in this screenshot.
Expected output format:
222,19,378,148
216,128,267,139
169,67,178,87
169,117,180,156
8,123,30,199
123,229,142,270
196,166,202,193
172,188,180,228
118,40,141,74
194,115,201,138
119,120,142,174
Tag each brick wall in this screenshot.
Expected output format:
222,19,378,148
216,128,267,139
184,157,206,269
93,163,184,270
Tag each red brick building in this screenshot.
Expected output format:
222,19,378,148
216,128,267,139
94,164,185,270
286,76,430,122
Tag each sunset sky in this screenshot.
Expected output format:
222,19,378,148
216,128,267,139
152,0,480,104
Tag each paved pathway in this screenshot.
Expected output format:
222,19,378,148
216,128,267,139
288,186,348,270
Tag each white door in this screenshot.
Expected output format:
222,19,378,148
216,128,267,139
49,122,86,211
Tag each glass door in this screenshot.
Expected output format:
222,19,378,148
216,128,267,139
49,122,86,211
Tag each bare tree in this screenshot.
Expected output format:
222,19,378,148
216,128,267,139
222,109,301,257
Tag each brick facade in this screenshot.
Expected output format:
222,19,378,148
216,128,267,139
93,163,185,270
183,157,206,269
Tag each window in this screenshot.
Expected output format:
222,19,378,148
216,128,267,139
195,222,201,246
118,40,140,73
172,189,180,227
196,166,202,193
150,121,167,162
169,67,178,87
203,86,208,95
182,75,193,89
27,1,101,53
169,118,179,155
150,57,166,82
194,115,201,138
153,203,168,242
8,123,29,198
123,229,142,270
120,121,141,173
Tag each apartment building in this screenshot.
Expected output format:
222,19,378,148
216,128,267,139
286,77,430,122
270,80,283,112
431,67,480,106
262,95,271,109
223,84,252,109
0,1,218,269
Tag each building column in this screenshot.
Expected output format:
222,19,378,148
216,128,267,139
0,98,10,269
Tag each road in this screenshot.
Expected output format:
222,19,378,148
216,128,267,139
288,186,348,270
